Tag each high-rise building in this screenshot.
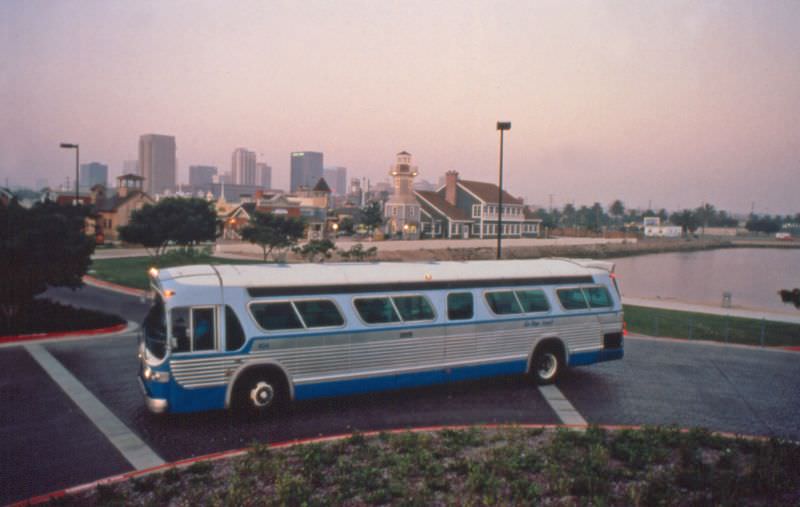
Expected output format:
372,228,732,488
79,162,108,189
323,166,347,196
290,151,323,192
123,160,140,176
189,165,218,186
139,134,176,195
231,148,257,185
256,163,272,188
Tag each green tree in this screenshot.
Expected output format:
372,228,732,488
337,243,378,261
561,203,576,228
1,200,95,318
609,200,625,228
240,211,305,261
357,201,384,235
695,203,716,235
338,216,355,235
293,239,336,263
746,214,782,234
118,198,219,260
670,209,700,236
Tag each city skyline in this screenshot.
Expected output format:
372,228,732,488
1,1,799,214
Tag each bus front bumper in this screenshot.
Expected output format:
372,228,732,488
138,377,169,414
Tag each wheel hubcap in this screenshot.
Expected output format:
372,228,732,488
538,353,558,379
250,381,275,408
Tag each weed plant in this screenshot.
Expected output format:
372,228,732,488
57,426,800,506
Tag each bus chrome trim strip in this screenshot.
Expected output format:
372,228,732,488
293,354,528,385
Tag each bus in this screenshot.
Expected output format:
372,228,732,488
138,259,624,414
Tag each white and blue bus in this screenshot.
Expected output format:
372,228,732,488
138,259,624,414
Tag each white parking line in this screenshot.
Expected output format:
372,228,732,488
25,343,164,470
538,384,587,426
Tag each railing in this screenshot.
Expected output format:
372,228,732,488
624,305,800,348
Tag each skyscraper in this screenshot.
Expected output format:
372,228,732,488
256,163,272,188
139,134,176,195
290,151,323,192
79,162,108,189
231,148,257,185
323,166,347,196
189,165,218,186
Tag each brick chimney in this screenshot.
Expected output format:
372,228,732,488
445,171,459,206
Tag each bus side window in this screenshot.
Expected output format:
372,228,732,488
192,307,216,351
447,292,473,320
485,291,522,315
294,300,344,328
225,306,246,351
392,295,435,322
557,288,589,310
171,308,190,353
516,289,550,313
251,302,304,331
354,297,401,324
584,287,612,308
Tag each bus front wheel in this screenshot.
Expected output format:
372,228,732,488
234,371,287,415
531,345,564,385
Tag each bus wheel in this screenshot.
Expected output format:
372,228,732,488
234,372,286,415
531,345,564,385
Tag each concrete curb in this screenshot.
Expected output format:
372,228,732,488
12,423,779,506
0,322,128,346
82,275,148,298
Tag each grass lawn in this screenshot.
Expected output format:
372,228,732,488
624,304,800,347
46,426,800,506
89,252,262,291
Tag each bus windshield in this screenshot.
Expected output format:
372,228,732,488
143,295,167,360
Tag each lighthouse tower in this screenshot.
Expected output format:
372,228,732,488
383,151,420,239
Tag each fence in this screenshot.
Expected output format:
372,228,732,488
623,305,800,348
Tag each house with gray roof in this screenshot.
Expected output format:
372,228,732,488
414,171,541,239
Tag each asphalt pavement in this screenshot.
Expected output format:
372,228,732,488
1,283,799,504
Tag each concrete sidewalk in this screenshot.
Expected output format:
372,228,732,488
622,296,800,324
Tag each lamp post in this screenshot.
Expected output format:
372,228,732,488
59,143,79,205
496,122,511,259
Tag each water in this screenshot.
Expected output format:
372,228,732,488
611,248,800,312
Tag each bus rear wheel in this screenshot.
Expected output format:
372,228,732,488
531,345,564,385
234,372,287,415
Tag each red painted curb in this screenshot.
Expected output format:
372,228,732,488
0,323,128,345
11,423,777,506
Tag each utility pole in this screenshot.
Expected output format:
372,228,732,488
496,121,511,260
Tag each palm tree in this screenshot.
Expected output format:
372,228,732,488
609,200,625,229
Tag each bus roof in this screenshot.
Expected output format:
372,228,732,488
156,259,611,296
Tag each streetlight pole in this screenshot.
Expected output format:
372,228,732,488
59,143,79,205
496,122,511,259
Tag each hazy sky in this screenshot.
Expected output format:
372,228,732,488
2,0,798,214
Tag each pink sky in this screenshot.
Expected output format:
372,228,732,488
2,0,798,214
